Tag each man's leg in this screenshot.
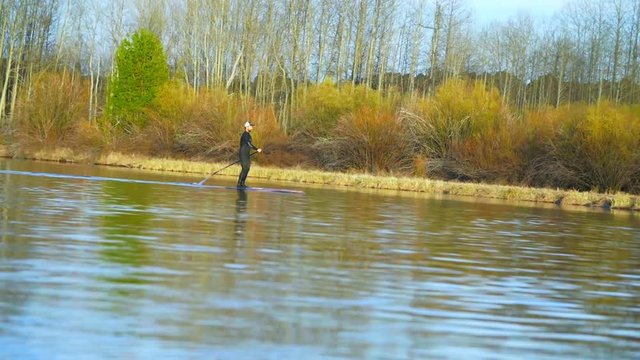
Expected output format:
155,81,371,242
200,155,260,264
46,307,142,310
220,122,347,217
238,156,250,187
237,169,245,187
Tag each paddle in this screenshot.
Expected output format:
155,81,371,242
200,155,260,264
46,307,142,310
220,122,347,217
194,152,258,186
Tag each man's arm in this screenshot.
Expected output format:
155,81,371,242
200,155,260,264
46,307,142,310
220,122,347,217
246,134,262,152
247,138,258,151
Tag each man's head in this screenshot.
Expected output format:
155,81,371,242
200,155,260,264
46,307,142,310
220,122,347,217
244,121,254,131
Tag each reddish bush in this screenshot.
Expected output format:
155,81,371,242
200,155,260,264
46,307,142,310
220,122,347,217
316,105,410,173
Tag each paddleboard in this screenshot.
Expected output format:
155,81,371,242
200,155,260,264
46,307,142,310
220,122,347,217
0,170,304,195
229,186,304,194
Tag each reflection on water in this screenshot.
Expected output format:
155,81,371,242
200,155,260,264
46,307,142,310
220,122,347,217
0,159,639,359
99,182,152,268
234,189,248,238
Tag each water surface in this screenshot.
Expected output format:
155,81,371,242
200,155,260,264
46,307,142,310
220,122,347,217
1,159,639,359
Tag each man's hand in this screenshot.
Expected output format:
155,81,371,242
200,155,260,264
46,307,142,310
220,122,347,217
257,148,262,153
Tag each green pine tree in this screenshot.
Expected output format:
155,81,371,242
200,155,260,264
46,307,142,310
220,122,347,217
107,29,169,130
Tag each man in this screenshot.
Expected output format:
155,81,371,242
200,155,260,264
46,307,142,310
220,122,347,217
237,121,262,188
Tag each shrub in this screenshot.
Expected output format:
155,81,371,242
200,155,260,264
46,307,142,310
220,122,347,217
242,105,296,167
553,101,640,193
132,81,193,156
315,105,410,173
174,88,289,162
13,71,89,145
291,82,390,138
174,88,238,158
450,119,522,183
515,106,571,188
402,79,509,180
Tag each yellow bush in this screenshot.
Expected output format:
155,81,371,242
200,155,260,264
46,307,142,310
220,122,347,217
14,71,89,145
174,88,291,160
150,81,194,122
243,105,280,145
291,81,347,137
432,78,503,134
292,81,393,138
512,106,565,186
554,101,640,192
405,79,506,159
172,88,239,157
402,79,511,180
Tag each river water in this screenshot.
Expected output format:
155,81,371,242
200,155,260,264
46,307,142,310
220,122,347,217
0,159,639,359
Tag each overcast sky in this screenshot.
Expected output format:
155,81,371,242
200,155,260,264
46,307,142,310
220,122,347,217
468,0,573,25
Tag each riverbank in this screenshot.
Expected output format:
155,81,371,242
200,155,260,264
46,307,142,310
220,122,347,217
1,145,638,212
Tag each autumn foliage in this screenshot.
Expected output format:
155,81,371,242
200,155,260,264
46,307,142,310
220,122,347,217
13,71,90,146
7,74,640,194
551,102,640,193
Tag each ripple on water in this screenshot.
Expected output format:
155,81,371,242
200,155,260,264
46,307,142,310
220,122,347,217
2,161,640,360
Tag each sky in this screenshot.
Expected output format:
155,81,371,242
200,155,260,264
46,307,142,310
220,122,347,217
468,0,574,25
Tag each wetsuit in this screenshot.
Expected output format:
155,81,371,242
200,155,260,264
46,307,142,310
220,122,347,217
237,130,258,187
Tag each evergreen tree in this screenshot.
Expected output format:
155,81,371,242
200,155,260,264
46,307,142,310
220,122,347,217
107,29,169,129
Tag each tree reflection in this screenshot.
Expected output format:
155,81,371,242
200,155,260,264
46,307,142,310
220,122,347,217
98,182,153,293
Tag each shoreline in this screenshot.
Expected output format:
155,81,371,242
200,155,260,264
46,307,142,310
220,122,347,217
1,145,638,212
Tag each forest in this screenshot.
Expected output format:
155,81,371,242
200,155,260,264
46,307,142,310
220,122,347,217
1,0,639,194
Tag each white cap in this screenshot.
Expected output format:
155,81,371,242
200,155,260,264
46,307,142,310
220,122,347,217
244,121,254,128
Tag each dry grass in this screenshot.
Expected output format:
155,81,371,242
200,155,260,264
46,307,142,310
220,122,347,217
7,147,639,212
33,148,91,163
92,152,640,211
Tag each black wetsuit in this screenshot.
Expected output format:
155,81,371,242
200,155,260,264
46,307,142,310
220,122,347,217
237,131,258,187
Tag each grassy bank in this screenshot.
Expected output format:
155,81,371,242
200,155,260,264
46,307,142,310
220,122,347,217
1,145,638,212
